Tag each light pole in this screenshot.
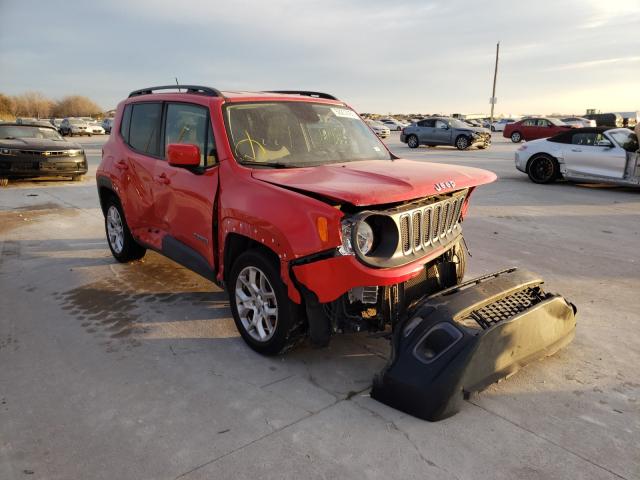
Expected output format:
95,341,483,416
489,42,500,126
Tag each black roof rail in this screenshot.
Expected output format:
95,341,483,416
128,85,223,98
265,90,339,101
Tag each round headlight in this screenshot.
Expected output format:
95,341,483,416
355,221,374,255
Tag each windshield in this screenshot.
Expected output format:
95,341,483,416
224,102,392,167
609,130,638,152
449,118,472,128
547,118,567,126
0,125,63,140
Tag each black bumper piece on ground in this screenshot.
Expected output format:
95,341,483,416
371,268,576,421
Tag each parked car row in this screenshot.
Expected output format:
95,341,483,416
14,117,115,136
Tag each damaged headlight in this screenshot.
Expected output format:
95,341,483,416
355,221,374,255
339,218,375,256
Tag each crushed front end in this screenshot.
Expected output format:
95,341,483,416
371,268,576,421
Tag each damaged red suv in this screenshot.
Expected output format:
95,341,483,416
98,86,576,420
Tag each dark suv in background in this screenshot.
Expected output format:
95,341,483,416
400,117,491,150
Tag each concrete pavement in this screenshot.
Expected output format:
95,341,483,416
0,134,638,479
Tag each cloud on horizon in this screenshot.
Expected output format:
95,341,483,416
1,0,638,115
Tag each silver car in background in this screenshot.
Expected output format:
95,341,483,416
560,117,596,128
515,127,639,186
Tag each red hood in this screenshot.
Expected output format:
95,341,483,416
251,159,497,206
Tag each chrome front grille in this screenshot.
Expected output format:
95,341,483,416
399,193,466,256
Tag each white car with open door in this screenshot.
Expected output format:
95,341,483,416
515,127,639,186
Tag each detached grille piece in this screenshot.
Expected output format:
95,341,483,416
458,286,547,330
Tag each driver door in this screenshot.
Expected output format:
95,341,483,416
153,102,219,270
416,119,436,143
564,132,626,179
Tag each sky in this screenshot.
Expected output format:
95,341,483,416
1,0,639,116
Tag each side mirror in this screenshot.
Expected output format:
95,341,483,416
167,143,201,167
595,140,613,148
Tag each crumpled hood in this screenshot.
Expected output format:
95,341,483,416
462,126,490,134
251,159,497,206
0,137,82,151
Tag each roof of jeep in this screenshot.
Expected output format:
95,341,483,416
125,86,344,104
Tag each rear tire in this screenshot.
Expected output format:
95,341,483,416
407,135,419,148
104,196,146,262
527,155,558,184
229,250,304,355
511,131,522,143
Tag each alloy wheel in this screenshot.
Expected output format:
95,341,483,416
235,266,278,342
106,205,125,254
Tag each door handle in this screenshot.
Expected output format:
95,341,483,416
571,149,581,152
156,173,170,185
115,160,128,170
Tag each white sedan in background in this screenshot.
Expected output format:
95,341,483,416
365,119,391,138
560,116,596,128
490,118,517,132
515,127,639,186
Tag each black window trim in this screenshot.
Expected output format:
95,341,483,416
161,100,218,171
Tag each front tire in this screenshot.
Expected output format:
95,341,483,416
455,135,470,150
490,126,496,132
229,250,303,355
104,196,146,262
0,178,8,187
527,155,558,184
407,135,419,148
511,131,522,143
71,174,83,182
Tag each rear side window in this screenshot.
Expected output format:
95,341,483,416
128,103,162,156
120,105,132,141
164,103,217,167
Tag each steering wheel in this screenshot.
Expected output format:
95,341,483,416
234,131,267,161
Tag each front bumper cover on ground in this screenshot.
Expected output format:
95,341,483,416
371,268,576,421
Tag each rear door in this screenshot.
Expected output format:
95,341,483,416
117,102,163,234
153,102,220,270
416,119,436,143
563,131,626,178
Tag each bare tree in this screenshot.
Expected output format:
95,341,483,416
52,96,102,118
12,91,54,118
0,94,16,121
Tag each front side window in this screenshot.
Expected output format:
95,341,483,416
435,120,449,129
224,102,391,167
418,119,435,127
571,132,597,145
609,130,638,152
128,103,162,156
164,103,216,167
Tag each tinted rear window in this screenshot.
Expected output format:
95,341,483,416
128,103,162,156
120,105,132,141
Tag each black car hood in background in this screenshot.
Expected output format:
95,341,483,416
0,138,82,151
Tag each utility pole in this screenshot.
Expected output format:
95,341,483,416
489,42,500,126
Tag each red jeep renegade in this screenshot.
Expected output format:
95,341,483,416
97,85,497,354
98,86,577,420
